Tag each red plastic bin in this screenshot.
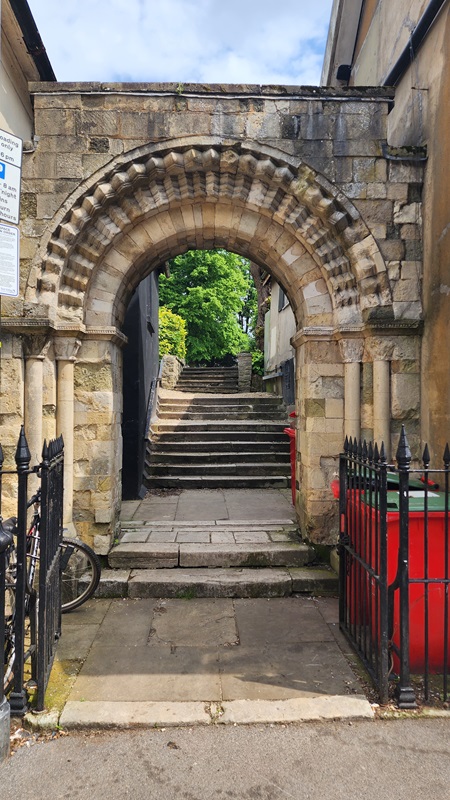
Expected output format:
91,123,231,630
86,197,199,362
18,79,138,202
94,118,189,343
284,427,296,505
360,489,450,673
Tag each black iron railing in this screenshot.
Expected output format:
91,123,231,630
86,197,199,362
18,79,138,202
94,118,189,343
1,427,64,715
36,436,64,711
339,426,450,708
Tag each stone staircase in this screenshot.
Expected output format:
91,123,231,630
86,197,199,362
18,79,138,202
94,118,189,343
175,365,239,393
99,368,337,600
102,519,337,599
143,367,291,490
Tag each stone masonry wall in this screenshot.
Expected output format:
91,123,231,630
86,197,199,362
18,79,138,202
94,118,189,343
0,84,425,547
12,85,419,325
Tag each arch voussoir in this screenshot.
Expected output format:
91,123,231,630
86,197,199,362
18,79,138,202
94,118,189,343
28,140,393,328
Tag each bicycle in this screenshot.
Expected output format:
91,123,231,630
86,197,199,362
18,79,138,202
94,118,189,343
2,488,101,692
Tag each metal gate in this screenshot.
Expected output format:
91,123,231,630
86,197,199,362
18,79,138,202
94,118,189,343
1,428,64,715
339,426,450,708
37,436,64,710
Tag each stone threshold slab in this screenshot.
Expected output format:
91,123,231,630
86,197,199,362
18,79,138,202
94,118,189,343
58,696,373,730
121,520,297,528
96,567,338,598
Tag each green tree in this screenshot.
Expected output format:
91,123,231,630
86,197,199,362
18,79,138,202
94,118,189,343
159,250,256,364
159,306,187,360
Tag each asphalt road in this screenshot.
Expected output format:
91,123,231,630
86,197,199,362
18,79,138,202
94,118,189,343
2,718,450,800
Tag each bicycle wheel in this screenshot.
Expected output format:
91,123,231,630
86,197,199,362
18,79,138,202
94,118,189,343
60,539,101,613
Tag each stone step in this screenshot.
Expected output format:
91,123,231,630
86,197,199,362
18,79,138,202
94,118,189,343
158,403,285,413
181,367,238,374
145,462,290,477
177,379,239,385
152,421,288,434
96,566,338,599
176,381,239,386
146,450,290,464
158,395,284,406
109,541,314,569
147,440,290,453
119,520,298,530
144,475,289,489
157,411,286,420
176,385,239,393
119,521,298,533
152,432,289,444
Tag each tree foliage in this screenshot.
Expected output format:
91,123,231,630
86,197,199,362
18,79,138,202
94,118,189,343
159,250,257,364
159,306,187,360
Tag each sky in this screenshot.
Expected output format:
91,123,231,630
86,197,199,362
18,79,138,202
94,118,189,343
29,0,334,85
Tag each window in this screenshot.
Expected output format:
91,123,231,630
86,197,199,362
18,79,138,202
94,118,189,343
278,285,289,312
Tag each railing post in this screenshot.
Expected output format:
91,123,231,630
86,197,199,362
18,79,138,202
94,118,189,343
378,442,390,704
338,437,349,629
396,425,417,708
36,436,64,711
9,427,31,716
0,440,11,762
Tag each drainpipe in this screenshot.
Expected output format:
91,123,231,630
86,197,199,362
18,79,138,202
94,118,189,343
382,0,448,86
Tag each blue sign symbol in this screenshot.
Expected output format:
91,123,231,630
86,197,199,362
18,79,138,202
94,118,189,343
0,162,5,180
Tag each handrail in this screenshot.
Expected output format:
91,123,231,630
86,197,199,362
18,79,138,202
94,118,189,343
143,377,158,443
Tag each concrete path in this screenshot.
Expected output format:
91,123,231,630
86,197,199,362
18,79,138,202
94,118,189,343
120,487,296,523
39,595,373,730
4,719,450,800
30,489,371,730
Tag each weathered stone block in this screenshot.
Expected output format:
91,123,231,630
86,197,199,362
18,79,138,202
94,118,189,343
353,199,393,224
56,153,83,179
366,182,388,199
306,417,343,434
93,532,113,555
74,363,113,391
391,373,420,419
35,109,77,136
388,162,424,183
94,508,112,525
392,278,420,303
305,399,325,417
379,239,405,261
76,110,120,136
393,202,422,225
325,398,344,419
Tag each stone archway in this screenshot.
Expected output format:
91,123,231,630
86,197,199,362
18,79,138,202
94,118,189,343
28,139,391,328
20,138,421,551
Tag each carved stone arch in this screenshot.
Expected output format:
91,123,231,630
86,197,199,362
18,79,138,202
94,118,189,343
26,138,392,328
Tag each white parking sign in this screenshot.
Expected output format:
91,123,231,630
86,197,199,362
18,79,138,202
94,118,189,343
0,129,23,225
0,223,19,296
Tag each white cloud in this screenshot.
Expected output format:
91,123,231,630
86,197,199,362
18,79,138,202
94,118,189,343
30,0,333,85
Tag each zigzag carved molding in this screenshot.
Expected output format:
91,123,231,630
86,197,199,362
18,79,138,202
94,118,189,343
36,143,392,315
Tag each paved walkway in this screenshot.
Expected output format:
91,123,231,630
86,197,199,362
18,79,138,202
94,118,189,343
31,490,373,729
120,487,296,524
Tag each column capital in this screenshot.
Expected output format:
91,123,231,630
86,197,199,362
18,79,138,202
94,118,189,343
291,326,334,349
54,336,82,361
365,336,395,361
338,338,364,363
22,334,51,360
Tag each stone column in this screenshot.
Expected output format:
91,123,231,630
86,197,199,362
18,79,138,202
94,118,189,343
54,337,81,529
23,336,51,493
365,336,394,458
339,339,364,442
291,326,343,544
373,359,391,456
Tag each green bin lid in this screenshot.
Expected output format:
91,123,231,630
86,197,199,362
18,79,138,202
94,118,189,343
385,471,428,490
362,489,449,512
